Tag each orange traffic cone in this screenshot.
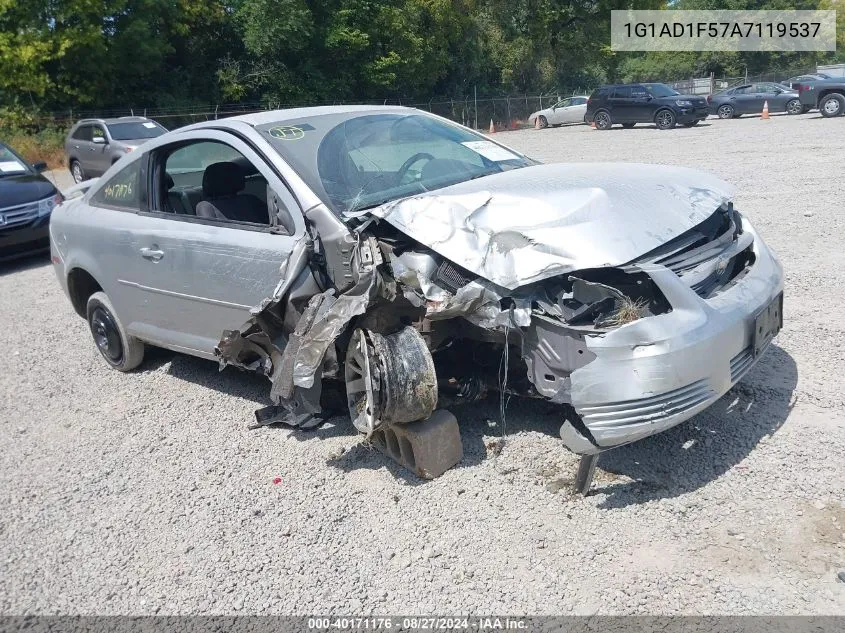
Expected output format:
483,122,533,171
761,101,770,119
534,116,540,130
489,119,495,134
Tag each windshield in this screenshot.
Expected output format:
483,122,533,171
0,143,30,176
106,121,166,141
258,111,535,214
644,84,680,97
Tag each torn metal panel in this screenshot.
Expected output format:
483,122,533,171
368,163,734,290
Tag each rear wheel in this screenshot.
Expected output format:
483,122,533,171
786,99,802,115
717,104,735,119
655,109,676,130
70,160,85,183
86,292,144,372
538,115,548,129
621,122,636,129
820,93,845,118
594,111,612,130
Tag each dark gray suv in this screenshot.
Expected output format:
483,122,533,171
64,117,167,183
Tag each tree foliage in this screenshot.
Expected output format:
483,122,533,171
0,0,842,114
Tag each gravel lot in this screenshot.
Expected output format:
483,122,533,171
2,112,844,615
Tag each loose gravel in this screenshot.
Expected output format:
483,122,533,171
2,112,844,615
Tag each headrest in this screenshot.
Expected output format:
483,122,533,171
203,162,245,198
165,174,174,190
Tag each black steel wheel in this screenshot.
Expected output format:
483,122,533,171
86,291,144,371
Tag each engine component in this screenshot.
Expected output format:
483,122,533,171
345,326,438,436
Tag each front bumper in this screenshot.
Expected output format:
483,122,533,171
558,219,783,454
0,216,51,262
676,105,710,121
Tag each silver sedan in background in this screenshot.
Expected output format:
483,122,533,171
529,96,589,128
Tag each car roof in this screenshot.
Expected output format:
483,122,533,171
178,105,419,131
74,116,154,126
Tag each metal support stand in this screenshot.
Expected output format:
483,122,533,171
573,453,599,496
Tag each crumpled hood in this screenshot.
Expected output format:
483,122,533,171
370,162,734,289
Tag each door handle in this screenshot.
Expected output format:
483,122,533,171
139,247,164,261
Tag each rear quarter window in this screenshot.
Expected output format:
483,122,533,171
90,160,141,210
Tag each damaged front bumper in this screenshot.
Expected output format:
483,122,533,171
557,219,783,454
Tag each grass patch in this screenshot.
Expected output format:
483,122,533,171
1,127,67,170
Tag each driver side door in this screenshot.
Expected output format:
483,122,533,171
122,130,306,357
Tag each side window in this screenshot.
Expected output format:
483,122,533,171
72,126,92,141
631,86,649,98
90,159,141,210
558,98,572,108
158,140,272,226
571,97,586,105
734,85,753,95
612,86,632,98
92,126,106,143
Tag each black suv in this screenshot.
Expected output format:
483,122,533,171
586,83,709,130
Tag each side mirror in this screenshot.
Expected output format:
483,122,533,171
32,161,47,172
92,136,106,144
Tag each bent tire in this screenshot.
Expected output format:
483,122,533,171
717,104,734,119
786,99,802,115
86,292,144,371
820,93,845,118
594,111,612,130
70,160,85,184
655,109,676,130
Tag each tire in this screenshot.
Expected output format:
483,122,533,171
717,104,735,119
655,109,676,130
681,120,700,127
86,291,144,372
621,122,636,129
70,160,85,184
819,93,845,118
593,110,612,130
538,115,548,129
786,99,802,115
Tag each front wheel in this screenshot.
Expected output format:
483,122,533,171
717,104,735,119
655,109,676,130
70,160,85,184
593,111,612,130
538,115,548,129
820,93,845,118
786,99,802,115
86,292,145,372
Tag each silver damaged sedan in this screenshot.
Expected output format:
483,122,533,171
50,106,783,476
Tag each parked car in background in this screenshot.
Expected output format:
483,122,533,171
0,142,62,261
708,83,804,118
586,83,709,130
65,116,167,183
528,96,590,128
798,78,845,118
49,106,782,476
782,73,831,89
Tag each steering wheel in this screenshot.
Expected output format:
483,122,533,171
396,152,435,185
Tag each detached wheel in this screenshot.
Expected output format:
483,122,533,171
655,109,676,130
786,99,802,115
594,111,612,130
820,93,845,118
86,292,144,371
621,122,636,129
538,115,548,129
717,104,735,119
70,160,85,184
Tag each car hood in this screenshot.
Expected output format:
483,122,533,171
0,173,57,208
368,162,734,290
